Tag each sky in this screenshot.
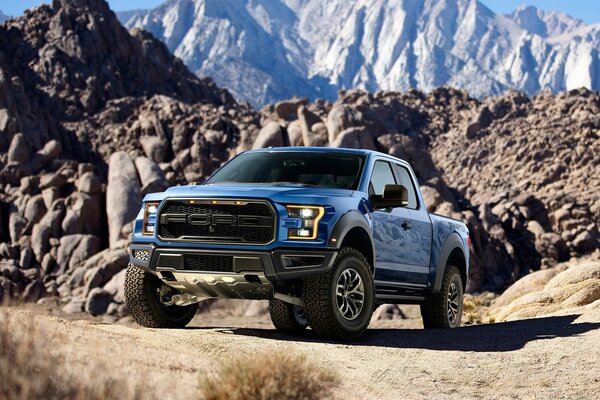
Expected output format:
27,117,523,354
1,0,599,24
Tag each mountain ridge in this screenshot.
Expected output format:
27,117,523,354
118,0,600,106
506,5,588,38
0,10,10,23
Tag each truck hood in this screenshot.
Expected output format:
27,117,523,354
143,184,355,205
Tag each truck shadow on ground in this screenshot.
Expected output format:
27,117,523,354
213,314,600,352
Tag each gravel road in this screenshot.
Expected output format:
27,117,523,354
3,305,599,400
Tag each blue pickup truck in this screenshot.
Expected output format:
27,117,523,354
126,147,469,339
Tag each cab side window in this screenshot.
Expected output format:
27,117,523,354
393,164,419,209
369,161,396,196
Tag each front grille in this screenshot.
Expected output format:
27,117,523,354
183,254,234,272
157,200,275,245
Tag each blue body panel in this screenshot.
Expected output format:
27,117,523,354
131,147,469,292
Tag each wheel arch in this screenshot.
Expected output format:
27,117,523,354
328,211,375,271
432,233,467,292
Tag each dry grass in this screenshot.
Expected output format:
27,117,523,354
200,350,339,400
463,294,497,325
0,313,139,400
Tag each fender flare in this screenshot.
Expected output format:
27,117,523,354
327,211,375,267
433,233,466,292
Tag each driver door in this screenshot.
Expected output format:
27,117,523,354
369,160,420,286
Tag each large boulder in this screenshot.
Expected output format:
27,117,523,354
491,266,567,311
331,126,377,150
298,105,327,146
106,152,141,248
85,288,113,316
286,120,304,146
134,156,169,194
275,98,307,121
31,222,51,262
65,192,102,236
76,171,102,194
141,135,169,163
7,133,29,164
24,194,47,224
56,234,101,273
38,140,62,160
252,121,284,149
9,210,27,244
326,104,361,144
82,248,128,295
103,269,127,304
492,262,600,321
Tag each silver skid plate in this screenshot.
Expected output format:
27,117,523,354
156,269,274,300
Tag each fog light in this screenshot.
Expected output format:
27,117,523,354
133,250,149,262
297,229,310,237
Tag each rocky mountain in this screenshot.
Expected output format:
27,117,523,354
0,10,9,23
0,0,261,314
0,0,598,318
119,0,600,106
259,87,600,290
506,5,586,38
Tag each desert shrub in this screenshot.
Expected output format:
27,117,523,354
462,294,490,325
200,350,339,400
0,314,137,400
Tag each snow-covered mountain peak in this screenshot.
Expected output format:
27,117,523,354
118,1,600,106
507,5,587,38
0,10,10,23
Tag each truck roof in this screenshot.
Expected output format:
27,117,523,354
247,146,381,156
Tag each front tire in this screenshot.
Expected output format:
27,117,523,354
125,264,198,328
420,265,463,329
302,247,374,340
269,299,308,332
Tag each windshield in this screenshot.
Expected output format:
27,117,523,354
206,151,366,190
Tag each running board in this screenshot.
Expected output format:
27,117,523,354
375,285,426,304
375,293,424,302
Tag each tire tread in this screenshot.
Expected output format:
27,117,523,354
125,264,197,328
421,265,462,329
269,299,307,332
302,247,373,340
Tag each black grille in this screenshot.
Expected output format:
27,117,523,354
158,200,275,244
183,254,234,272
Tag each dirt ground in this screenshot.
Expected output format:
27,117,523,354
2,304,600,400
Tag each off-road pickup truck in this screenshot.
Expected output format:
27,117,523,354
126,147,469,339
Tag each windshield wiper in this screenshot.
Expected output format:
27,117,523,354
271,182,318,187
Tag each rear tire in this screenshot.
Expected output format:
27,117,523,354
269,299,308,332
420,265,463,329
302,247,374,340
125,264,198,328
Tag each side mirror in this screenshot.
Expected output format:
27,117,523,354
371,184,409,209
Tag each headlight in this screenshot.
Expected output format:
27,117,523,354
286,205,324,240
143,202,159,235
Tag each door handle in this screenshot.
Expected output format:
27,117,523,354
401,221,412,230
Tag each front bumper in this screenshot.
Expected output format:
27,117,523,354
129,244,337,282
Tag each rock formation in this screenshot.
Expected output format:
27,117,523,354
0,0,259,315
0,0,598,317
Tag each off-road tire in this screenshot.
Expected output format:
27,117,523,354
301,247,374,340
269,299,308,332
420,265,463,329
125,264,198,328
